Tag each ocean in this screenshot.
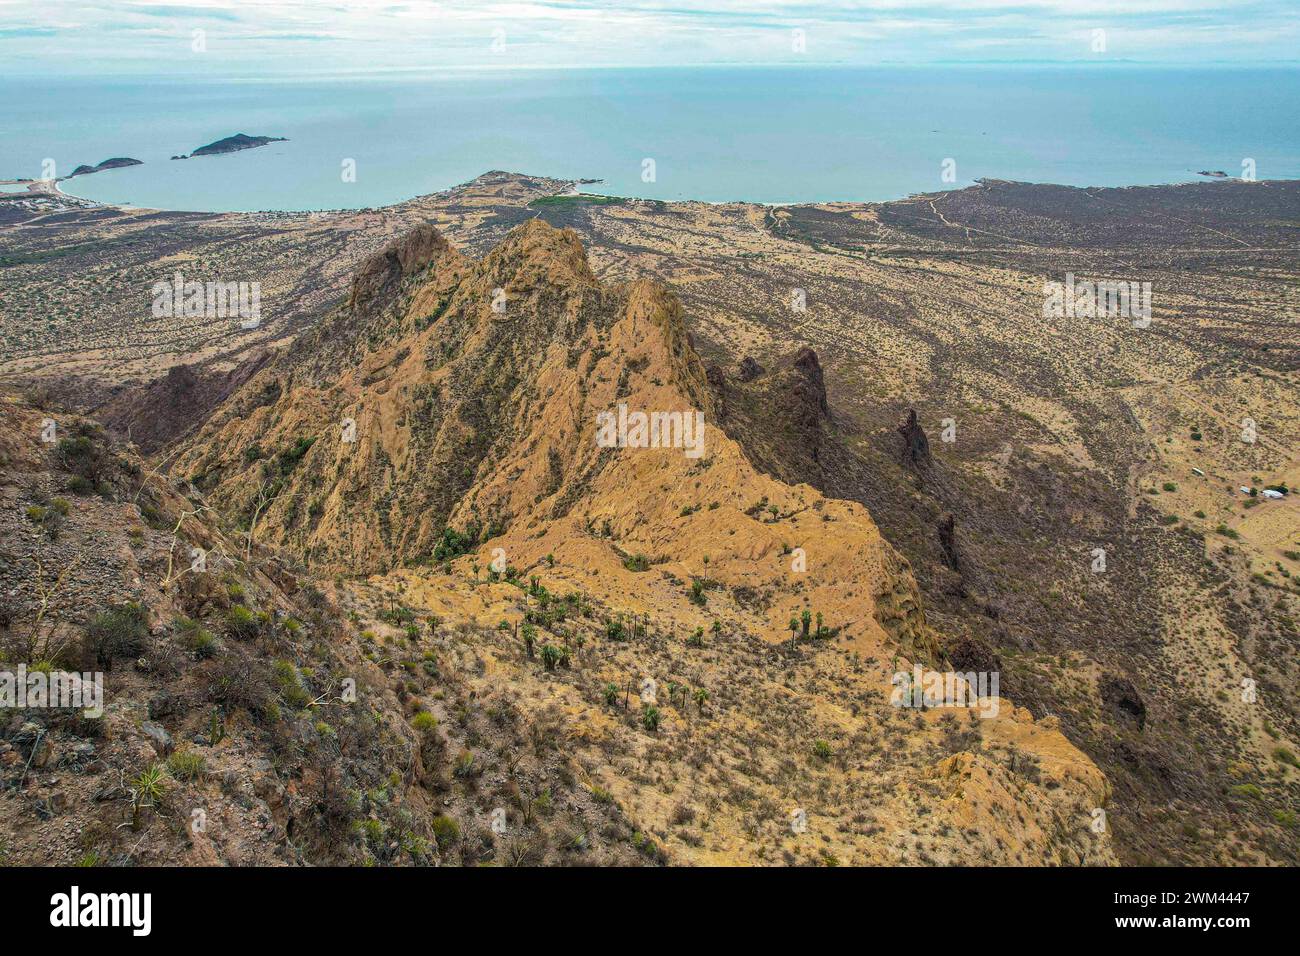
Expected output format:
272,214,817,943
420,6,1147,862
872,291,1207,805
3,66,1298,212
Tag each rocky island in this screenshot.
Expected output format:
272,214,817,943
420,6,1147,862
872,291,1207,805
172,133,288,160
67,157,143,177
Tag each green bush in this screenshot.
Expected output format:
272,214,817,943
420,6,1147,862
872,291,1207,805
689,579,706,606
272,659,311,709
166,749,207,781
174,616,218,658
642,705,661,732
225,604,260,640
430,815,460,848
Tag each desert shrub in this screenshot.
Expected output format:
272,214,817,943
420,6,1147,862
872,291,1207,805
453,749,476,777
225,604,260,641
430,815,460,848
57,425,113,494
432,523,482,562
203,650,275,717
166,749,207,781
175,617,218,659
272,659,311,709
85,602,149,669
22,383,54,409
689,579,706,606
275,436,316,475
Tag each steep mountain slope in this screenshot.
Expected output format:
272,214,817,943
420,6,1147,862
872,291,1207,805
0,397,652,866
175,219,937,661
160,220,1115,864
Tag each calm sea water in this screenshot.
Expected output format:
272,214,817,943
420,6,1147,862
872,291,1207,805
3,67,1298,211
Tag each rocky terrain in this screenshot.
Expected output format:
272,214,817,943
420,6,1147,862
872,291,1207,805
1,172,1297,866
0,219,1117,866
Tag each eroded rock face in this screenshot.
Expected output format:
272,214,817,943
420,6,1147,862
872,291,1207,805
938,513,960,571
1101,675,1147,730
706,347,831,477
97,352,272,455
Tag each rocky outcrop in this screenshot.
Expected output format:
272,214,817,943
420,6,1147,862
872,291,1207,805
707,347,831,482
898,408,930,466
938,513,960,571
1101,675,1147,730
347,223,457,317
737,356,764,382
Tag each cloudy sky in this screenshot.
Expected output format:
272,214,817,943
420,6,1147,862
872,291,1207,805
3,0,1296,75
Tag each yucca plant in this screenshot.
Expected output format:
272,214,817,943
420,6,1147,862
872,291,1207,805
642,705,661,732
128,763,169,831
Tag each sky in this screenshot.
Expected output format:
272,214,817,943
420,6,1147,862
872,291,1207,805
2,0,1297,76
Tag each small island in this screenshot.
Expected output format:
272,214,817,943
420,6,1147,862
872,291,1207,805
68,157,143,178
172,133,288,160
1197,170,1229,178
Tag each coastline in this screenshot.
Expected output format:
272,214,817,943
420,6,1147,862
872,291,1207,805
34,169,1280,219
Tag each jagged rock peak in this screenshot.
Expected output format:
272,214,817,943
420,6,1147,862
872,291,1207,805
349,223,456,313
481,216,597,290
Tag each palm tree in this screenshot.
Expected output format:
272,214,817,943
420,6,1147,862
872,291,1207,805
788,617,799,652
694,688,709,713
